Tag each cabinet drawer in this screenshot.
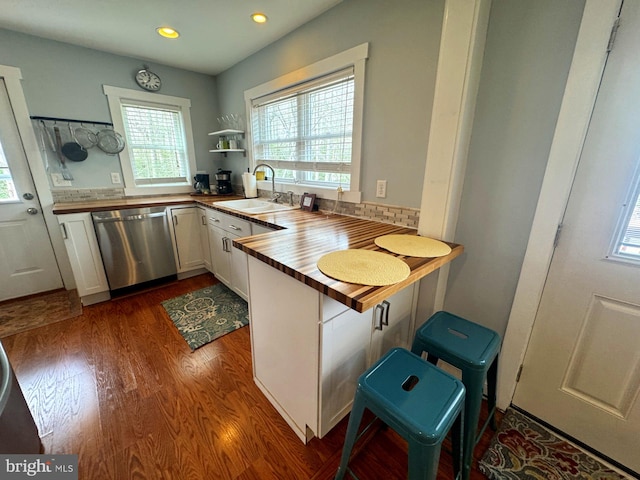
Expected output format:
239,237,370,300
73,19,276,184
207,210,252,236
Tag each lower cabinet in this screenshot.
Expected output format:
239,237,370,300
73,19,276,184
57,212,110,304
206,209,251,300
368,286,416,362
248,255,417,443
168,206,205,273
198,207,212,272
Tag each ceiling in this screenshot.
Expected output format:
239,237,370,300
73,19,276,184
0,0,342,75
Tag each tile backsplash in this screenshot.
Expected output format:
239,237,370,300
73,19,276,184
51,188,125,203
52,187,420,229
318,197,420,229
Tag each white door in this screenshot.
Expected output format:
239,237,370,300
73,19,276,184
0,78,62,301
512,1,640,472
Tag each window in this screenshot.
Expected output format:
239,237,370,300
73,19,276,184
245,43,367,203
610,174,640,262
251,69,354,188
0,141,18,202
104,86,197,195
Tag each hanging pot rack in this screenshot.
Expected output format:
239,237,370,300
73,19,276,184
30,115,113,127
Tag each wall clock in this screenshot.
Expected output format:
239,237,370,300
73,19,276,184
135,66,162,92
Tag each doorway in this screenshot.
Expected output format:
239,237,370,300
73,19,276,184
0,75,62,301
511,0,640,473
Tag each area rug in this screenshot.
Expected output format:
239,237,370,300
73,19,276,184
479,408,628,480
0,289,82,338
161,283,248,351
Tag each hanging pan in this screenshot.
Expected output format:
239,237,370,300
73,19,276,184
96,127,126,155
74,124,98,149
61,124,88,161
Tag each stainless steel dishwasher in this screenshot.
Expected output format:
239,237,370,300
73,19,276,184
92,206,177,291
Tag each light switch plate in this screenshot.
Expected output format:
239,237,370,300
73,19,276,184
376,180,387,198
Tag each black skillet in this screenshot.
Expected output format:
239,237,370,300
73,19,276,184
61,124,88,161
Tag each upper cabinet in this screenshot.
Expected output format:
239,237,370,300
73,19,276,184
208,129,245,157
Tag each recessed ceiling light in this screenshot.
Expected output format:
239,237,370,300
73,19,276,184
251,13,268,24
156,27,180,39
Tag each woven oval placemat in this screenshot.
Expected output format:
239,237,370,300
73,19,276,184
374,234,451,258
317,249,410,286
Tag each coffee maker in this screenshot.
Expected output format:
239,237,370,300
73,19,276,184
193,173,210,193
215,169,233,194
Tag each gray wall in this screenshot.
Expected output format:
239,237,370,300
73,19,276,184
216,0,445,207
1,0,587,341
0,28,219,189
443,0,585,336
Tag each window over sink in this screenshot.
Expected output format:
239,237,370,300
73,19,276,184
244,43,368,204
103,86,197,196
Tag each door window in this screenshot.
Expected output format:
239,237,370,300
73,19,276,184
610,166,640,261
0,140,18,202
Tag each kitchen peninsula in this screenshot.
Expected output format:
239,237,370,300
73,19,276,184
53,196,462,443
230,206,462,443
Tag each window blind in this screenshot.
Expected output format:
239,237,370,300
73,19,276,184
251,67,354,183
121,103,188,185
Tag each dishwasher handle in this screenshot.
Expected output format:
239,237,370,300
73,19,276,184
93,211,167,223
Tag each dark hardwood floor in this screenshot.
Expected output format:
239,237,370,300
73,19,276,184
2,274,497,479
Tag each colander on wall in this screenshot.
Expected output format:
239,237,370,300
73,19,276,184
74,125,98,149
96,128,126,154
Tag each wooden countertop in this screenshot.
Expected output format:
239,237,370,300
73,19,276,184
52,195,462,313
51,194,243,214
231,211,463,312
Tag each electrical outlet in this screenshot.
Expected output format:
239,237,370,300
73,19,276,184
376,180,387,198
111,172,121,184
51,173,71,187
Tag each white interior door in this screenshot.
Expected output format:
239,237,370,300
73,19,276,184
512,1,640,473
0,78,62,301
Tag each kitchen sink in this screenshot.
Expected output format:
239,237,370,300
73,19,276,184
216,198,299,215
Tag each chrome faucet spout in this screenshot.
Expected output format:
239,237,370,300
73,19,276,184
253,163,278,201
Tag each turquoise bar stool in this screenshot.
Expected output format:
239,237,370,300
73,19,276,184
411,311,501,480
335,347,465,480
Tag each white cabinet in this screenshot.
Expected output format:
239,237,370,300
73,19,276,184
206,209,251,300
319,285,417,437
247,255,417,442
368,286,417,363
320,297,370,437
57,213,110,305
249,256,320,443
198,207,212,272
168,206,205,273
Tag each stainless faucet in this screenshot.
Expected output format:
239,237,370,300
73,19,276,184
253,163,280,202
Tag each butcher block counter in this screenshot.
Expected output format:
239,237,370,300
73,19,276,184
53,195,462,313
51,194,239,214
229,210,462,313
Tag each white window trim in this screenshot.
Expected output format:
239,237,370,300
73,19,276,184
103,85,198,196
244,43,368,204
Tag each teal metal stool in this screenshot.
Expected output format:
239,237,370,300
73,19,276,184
411,311,501,480
335,347,465,480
